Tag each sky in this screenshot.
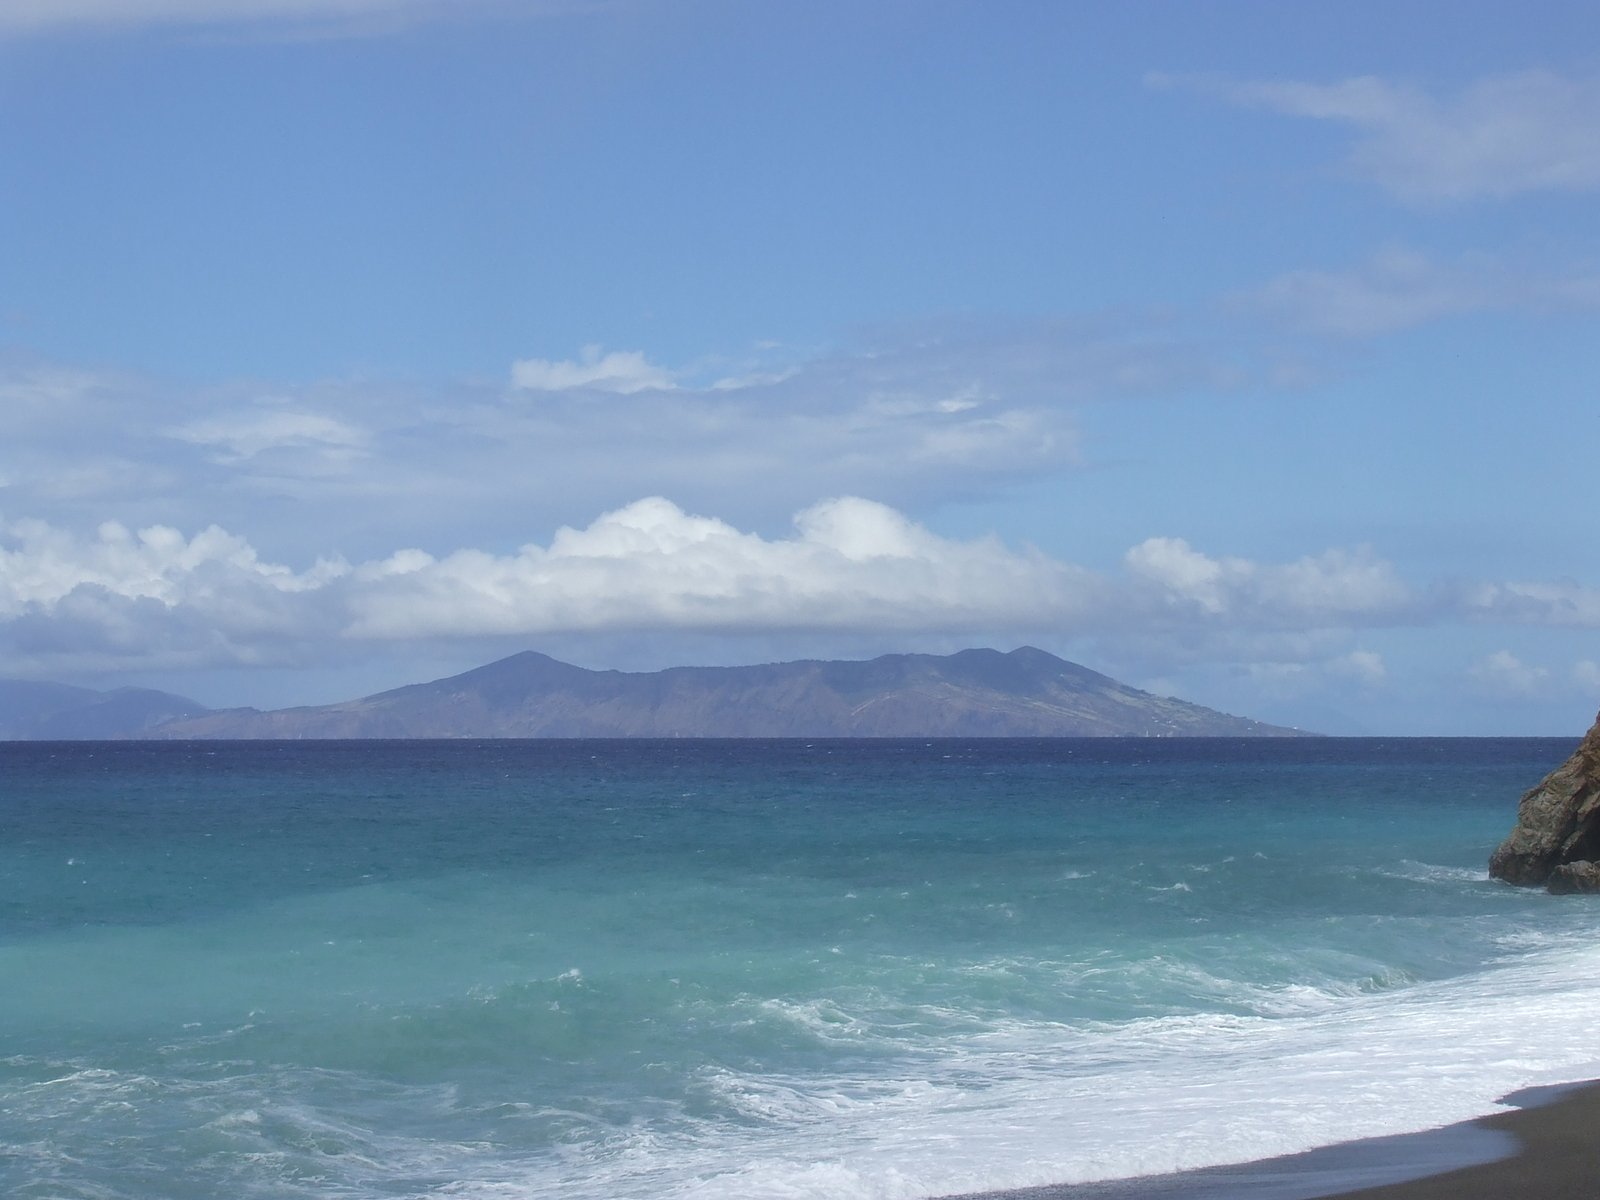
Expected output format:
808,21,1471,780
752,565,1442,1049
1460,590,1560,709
1,0,1597,734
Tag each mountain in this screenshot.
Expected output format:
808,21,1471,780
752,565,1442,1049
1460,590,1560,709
0,680,210,739
147,647,1307,738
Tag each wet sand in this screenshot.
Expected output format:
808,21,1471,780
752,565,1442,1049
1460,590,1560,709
946,1080,1600,1200
1323,1080,1600,1200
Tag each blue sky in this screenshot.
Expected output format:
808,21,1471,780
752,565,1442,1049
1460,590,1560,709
2,0,1597,733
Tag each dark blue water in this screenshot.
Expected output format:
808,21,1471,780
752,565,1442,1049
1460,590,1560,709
1,738,1588,1199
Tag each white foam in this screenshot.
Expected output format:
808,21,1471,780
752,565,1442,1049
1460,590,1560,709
434,934,1600,1200
1373,860,1494,885
20,935,1600,1200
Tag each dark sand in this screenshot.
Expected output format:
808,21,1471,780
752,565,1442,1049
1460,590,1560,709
1325,1081,1600,1199
947,1080,1600,1200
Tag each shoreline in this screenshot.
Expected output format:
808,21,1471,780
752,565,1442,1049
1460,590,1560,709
944,1080,1600,1200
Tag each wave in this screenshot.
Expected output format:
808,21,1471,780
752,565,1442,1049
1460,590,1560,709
16,935,1600,1200
1369,861,1495,885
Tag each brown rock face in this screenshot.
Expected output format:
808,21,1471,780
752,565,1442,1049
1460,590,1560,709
1489,712,1600,889
1547,861,1600,895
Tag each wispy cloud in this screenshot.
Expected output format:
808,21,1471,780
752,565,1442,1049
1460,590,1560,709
1238,246,1600,337
1244,648,1386,695
511,346,677,395
1328,648,1386,685
1151,70,1600,204
1461,579,1600,628
0,318,1225,556
1469,649,1551,697
173,407,369,462
0,0,546,38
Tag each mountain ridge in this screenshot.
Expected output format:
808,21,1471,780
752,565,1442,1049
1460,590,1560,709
0,680,210,740
124,646,1308,739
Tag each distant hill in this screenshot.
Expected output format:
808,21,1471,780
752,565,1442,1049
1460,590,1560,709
0,680,210,739
143,647,1307,738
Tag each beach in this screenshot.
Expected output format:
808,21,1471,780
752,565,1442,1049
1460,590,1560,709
1325,1080,1600,1200
955,1081,1600,1200
5,738,1593,1199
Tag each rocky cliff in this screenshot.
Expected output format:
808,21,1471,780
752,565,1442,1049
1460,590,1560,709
1489,711,1600,892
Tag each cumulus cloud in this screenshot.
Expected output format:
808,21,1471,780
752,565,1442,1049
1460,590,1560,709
5,496,1598,690
0,517,337,613
1123,537,1412,626
0,499,1096,670
1153,70,1600,204
0,516,348,671
0,494,1456,679
342,496,1100,639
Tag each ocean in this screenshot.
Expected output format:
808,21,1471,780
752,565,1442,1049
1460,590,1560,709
3,737,1595,1200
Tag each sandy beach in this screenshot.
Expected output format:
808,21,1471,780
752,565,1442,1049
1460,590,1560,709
1325,1080,1600,1200
949,1080,1600,1200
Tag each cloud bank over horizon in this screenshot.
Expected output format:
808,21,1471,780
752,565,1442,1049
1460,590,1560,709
4,496,1597,714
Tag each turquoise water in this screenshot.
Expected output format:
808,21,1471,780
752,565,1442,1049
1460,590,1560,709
2,738,1594,1199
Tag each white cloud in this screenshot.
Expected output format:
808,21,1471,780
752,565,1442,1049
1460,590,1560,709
1155,70,1600,204
1469,650,1550,697
0,517,338,616
1240,648,1384,697
0,0,538,38
1462,580,1600,627
342,496,1098,639
0,497,1436,677
1573,660,1600,693
173,408,368,461
0,516,350,671
5,497,1599,700
1328,649,1386,685
1245,247,1490,338
511,346,676,394
0,310,1262,559
1124,537,1412,626
0,500,1318,671
0,499,1096,669
0,332,1099,559
0,363,121,420
1236,648,1386,701
1243,246,1600,337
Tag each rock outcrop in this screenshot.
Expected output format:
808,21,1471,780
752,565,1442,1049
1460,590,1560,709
1489,711,1600,892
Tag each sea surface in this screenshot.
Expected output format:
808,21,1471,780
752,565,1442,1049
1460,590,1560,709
3,737,1597,1200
